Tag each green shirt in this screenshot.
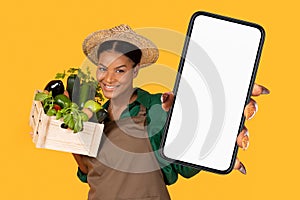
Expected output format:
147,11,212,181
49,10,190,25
77,88,200,185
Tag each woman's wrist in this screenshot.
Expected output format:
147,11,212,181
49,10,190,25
72,153,88,174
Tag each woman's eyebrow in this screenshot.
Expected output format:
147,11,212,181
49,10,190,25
98,63,107,68
115,65,127,69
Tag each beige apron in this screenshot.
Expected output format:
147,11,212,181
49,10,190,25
82,105,171,200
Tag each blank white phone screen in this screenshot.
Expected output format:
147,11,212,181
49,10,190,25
163,14,262,171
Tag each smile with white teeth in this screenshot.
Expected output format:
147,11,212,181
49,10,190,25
104,84,118,89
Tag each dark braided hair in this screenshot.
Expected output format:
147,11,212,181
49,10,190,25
97,40,142,67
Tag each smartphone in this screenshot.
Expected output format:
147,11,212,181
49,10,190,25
160,11,265,174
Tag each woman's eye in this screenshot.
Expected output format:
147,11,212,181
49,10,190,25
98,67,106,72
116,69,125,73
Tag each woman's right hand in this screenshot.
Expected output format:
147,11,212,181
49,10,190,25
73,153,88,174
161,92,174,112
160,83,270,175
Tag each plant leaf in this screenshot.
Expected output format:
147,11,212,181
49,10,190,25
73,121,79,133
34,92,49,101
63,114,72,124
56,110,62,120
71,102,79,109
46,109,56,116
74,116,83,133
55,71,66,79
68,116,75,129
67,68,79,74
80,112,88,122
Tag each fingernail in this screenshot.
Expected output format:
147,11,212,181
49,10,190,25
261,85,270,95
244,129,249,137
241,129,249,150
246,108,255,120
254,101,258,112
248,101,258,120
238,162,247,175
161,93,169,103
247,111,256,120
242,135,249,150
246,101,258,120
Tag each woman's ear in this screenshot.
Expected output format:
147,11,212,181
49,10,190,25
133,64,141,78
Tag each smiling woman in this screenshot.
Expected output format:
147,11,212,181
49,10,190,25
71,24,201,200
70,24,265,200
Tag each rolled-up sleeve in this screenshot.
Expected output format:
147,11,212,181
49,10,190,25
77,167,88,183
174,164,201,178
146,93,201,185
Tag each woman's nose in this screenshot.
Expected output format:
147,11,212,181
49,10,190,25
103,71,115,83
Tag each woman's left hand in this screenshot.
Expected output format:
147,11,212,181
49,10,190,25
161,83,270,175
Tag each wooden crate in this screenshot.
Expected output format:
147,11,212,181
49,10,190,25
29,93,104,157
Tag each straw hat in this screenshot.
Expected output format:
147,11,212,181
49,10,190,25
82,24,159,67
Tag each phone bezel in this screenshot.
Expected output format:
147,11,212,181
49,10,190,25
160,11,265,174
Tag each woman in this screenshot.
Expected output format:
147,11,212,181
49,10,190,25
73,24,269,199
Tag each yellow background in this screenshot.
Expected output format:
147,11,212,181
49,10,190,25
0,0,298,199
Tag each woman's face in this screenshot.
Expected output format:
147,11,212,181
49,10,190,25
96,50,139,100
